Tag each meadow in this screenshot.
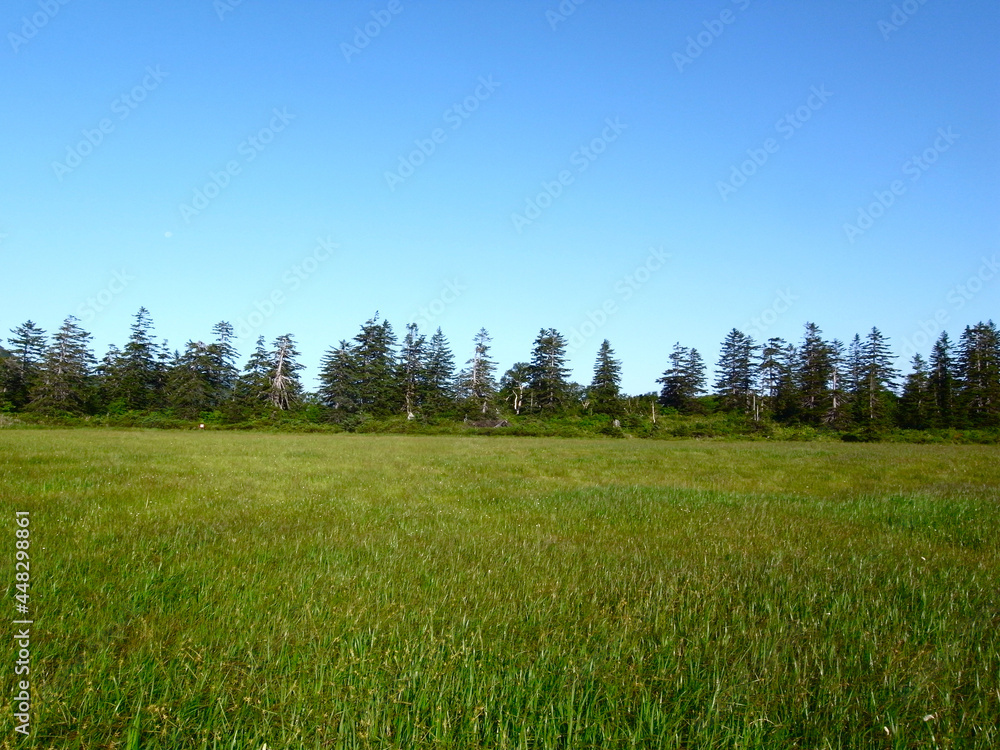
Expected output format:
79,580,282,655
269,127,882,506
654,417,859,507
0,430,998,748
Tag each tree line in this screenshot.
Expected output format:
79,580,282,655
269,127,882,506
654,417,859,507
1,308,998,433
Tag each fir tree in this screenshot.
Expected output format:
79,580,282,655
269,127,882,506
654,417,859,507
233,336,272,416
657,343,706,413
352,314,398,415
588,339,623,416
267,334,304,411
319,340,358,415
165,341,216,418
825,339,850,429
853,327,899,430
795,322,833,425
95,344,124,413
499,362,531,415
898,354,931,430
928,331,956,428
118,308,166,411
758,337,796,421
714,329,758,417
29,316,95,414
423,328,456,415
528,328,571,414
164,323,240,418
207,321,239,406
458,328,498,415
398,323,427,419
843,334,865,423
4,320,47,409
0,344,11,412
956,321,1000,427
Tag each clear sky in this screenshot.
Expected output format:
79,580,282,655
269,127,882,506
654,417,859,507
2,0,997,394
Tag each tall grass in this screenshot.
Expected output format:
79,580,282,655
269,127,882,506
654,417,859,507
1,431,997,748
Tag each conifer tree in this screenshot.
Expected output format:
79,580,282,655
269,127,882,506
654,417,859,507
928,331,956,428
398,323,427,419
898,353,931,429
795,322,833,425
589,339,623,416
352,314,398,415
658,343,706,413
267,334,304,411
825,339,850,429
29,316,95,414
853,326,899,429
714,329,758,417
0,343,11,412
118,308,166,411
165,341,216,418
207,321,239,406
499,362,531,415
528,328,571,414
843,334,864,417
423,328,456,415
319,340,358,415
233,336,272,416
758,337,796,421
458,328,498,415
956,321,1000,427
4,320,47,409
95,344,124,413
164,323,240,418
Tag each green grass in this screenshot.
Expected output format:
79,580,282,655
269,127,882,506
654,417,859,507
1,430,998,748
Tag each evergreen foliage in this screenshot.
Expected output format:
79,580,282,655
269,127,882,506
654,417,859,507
657,343,706,414
589,340,623,416
27,316,94,414
458,328,498,415
2,306,997,438
528,328,572,414
714,329,758,417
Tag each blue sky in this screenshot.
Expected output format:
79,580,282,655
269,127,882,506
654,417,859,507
2,0,997,394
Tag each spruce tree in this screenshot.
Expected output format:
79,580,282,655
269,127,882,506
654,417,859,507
207,322,239,407
118,308,166,411
657,343,706,413
528,328,571,414
233,336,272,417
423,328,456,416
843,334,864,422
499,362,531,415
352,314,398,415
956,321,1000,428
589,339,623,416
0,343,11,412
795,322,833,425
898,354,931,430
458,328,498,415
853,327,899,430
95,344,124,413
758,337,796,421
319,340,358,415
165,341,216,418
398,323,427,419
267,334,304,411
29,316,95,414
928,331,956,428
825,339,849,429
5,320,47,409
714,329,758,416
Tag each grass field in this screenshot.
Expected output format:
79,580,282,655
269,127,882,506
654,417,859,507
1,430,998,749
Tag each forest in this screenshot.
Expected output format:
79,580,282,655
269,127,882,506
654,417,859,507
1,308,998,439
